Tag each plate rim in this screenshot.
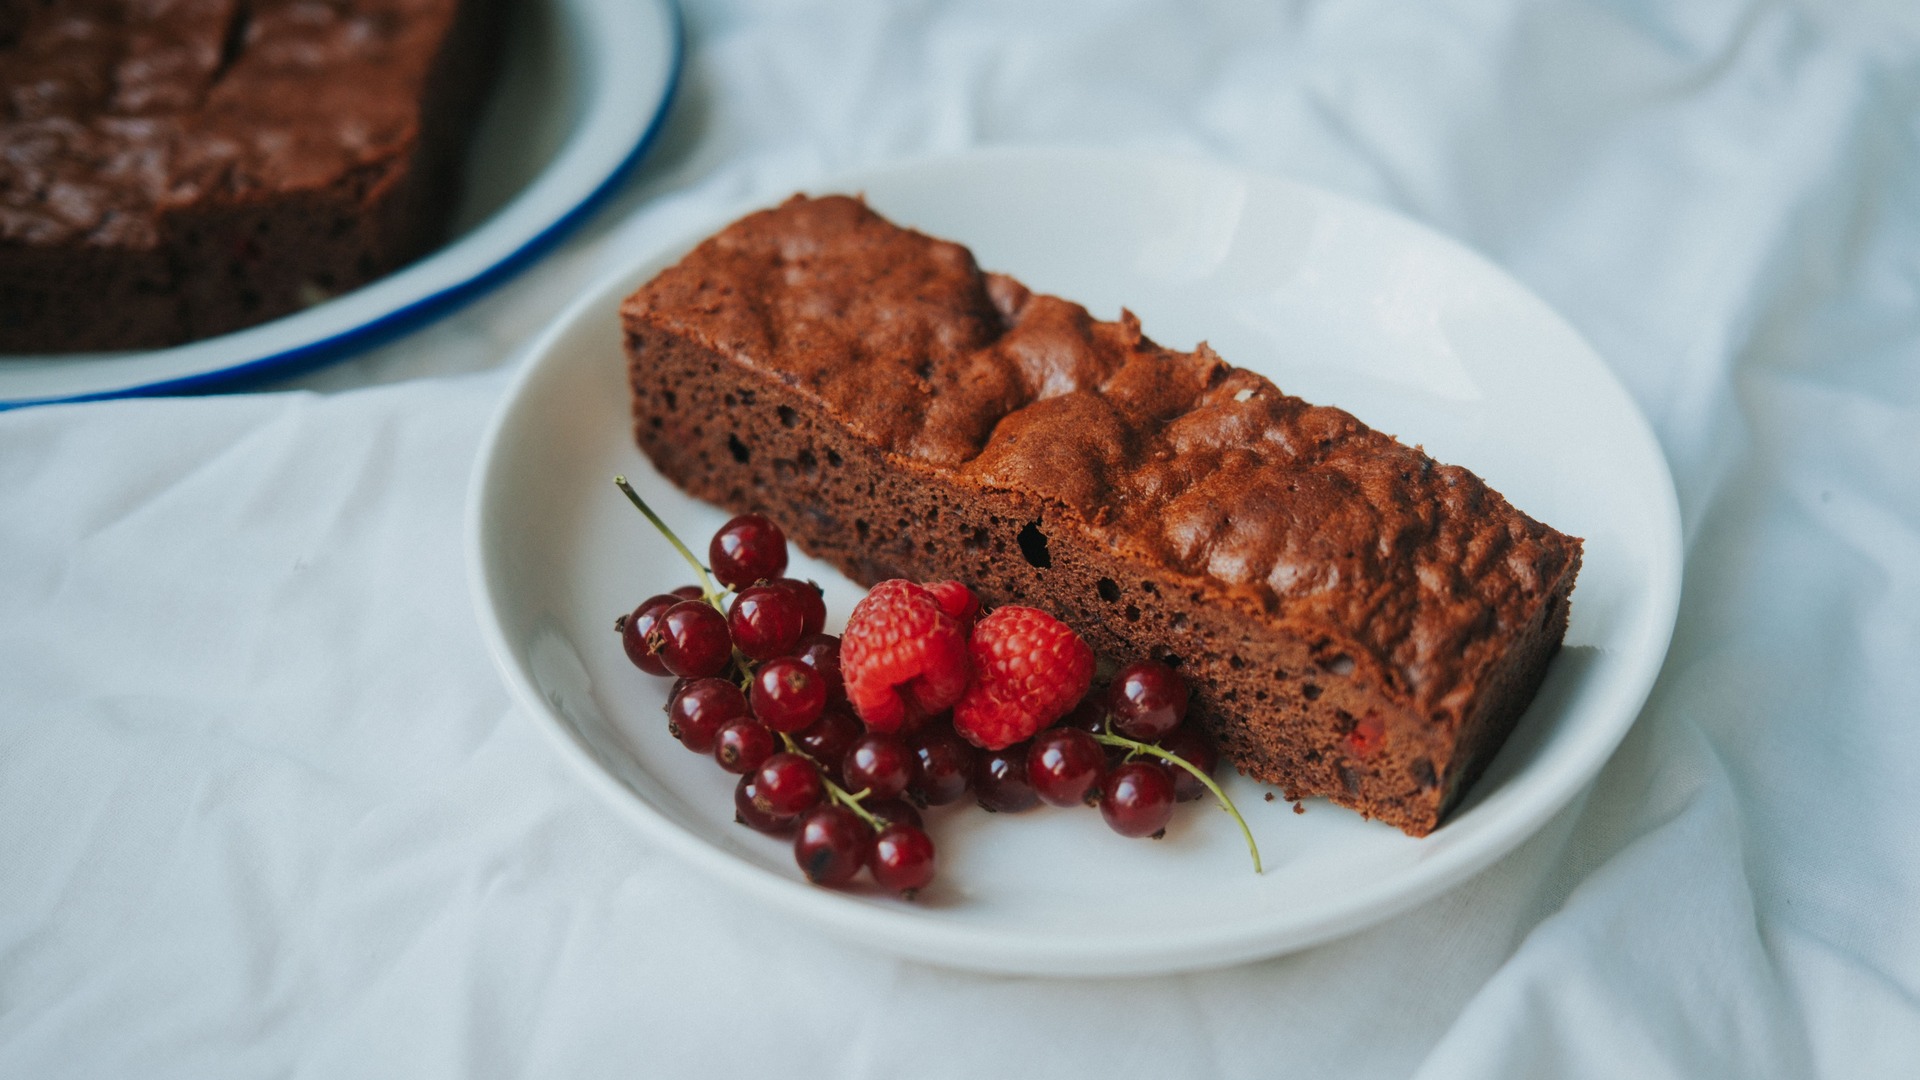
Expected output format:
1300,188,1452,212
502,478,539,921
0,0,685,411
465,146,1685,976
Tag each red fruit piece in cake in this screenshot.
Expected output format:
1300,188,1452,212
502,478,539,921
1343,712,1386,757
952,605,1094,751
841,579,971,734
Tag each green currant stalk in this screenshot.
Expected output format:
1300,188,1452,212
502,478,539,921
615,476,764,687
779,732,885,830
827,785,885,830
613,476,727,610
1094,731,1263,874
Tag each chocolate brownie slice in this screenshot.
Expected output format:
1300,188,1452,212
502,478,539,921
622,195,1583,836
1,0,504,352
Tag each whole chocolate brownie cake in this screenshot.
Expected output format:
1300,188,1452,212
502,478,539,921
0,0,504,353
622,195,1583,836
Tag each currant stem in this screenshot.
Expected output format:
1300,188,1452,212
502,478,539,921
1093,732,1263,874
780,733,883,830
613,476,726,609
828,786,884,830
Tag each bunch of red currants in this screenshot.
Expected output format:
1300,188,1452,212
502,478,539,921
613,478,1260,898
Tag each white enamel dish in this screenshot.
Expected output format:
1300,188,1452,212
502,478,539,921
0,0,681,409
466,147,1684,977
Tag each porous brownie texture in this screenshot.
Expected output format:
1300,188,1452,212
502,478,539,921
1,0,504,352
622,195,1583,836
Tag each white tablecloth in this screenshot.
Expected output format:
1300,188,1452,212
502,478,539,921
5,1,1917,1076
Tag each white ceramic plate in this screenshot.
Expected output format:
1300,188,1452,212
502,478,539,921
0,0,681,409
467,147,1684,977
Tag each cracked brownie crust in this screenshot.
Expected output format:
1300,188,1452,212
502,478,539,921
622,194,1582,836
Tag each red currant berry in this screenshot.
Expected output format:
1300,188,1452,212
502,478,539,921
869,824,937,896
619,594,681,676
1106,660,1189,741
1059,695,1110,735
793,805,870,886
1027,727,1106,807
864,797,923,832
728,583,806,660
908,726,976,807
794,708,861,782
750,656,827,732
666,677,748,753
1158,725,1219,803
1061,695,1129,765
791,633,846,707
671,584,705,601
768,578,827,637
842,733,914,801
735,773,800,835
713,718,776,775
709,514,788,589
752,753,825,818
974,742,1039,813
1100,760,1176,837
653,600,733,679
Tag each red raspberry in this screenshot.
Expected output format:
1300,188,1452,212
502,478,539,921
841,580,972,734
925,580,979,627
952,605,1094,751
